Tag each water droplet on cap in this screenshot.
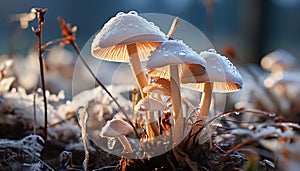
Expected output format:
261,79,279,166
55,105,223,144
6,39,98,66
179,51,186,56
128,23,133,27
212,65,217,69
128,11,138,15
217,68,222,72
177,40,183,44
116,12,125,17
163,53,169,57
234,111,240,115
268,113,276,117
107,137,116,150
208,49,217,53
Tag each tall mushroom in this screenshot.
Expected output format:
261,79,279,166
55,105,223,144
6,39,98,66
100,119,133,152
146,40,206,144
91,11,167,98
181,49,243,118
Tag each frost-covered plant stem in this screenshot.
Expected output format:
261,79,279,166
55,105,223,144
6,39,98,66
32,8,48,149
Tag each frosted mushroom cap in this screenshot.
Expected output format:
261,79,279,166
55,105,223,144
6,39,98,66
146,40,207,69
100,119,133,137
91,11,167,62
264,71,299,88
261,49,298,72
181,49,243,93
143,78,171,96
135,97,166,112
146,40,206,81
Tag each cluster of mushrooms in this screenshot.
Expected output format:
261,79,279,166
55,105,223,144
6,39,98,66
261,49,300,115
90,11,243,157
234,49,300,118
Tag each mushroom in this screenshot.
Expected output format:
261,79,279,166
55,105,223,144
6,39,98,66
264,70,300,114
100,119,133,152
135,97,166,137
261,49,298,73
146,39,206,144
143,78,172,96
91,11,167,98
181,49,243,118
135,97,166,112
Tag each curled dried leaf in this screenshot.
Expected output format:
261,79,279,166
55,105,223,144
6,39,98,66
57,16,77,46
161,111,172,131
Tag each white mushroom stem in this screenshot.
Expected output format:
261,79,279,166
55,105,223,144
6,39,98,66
117,135,133,152
149,111,160,137
145,111,155,138
170,65,184,144
127,43,148,98
199,82,213,117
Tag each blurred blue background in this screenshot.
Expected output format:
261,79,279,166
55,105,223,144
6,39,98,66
1,0,300,63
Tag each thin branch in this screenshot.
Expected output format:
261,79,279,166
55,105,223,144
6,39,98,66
31,7,48,150
33,87,37,135
167,17,179,39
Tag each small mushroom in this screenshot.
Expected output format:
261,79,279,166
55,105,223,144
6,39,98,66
143,78,171,96
146,39,206,144
100,119,133,152
181,49,243,118
261,49,298,73
135,97,166,137
135,97,166,112
91,11,167,98
264,70,300,114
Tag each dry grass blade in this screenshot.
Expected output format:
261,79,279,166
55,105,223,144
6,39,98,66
77,106,89,171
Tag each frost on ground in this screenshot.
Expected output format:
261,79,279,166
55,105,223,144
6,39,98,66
0,82,300,170
0,76,133,170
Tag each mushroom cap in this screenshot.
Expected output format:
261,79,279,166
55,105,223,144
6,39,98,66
146,66,172,80
91,11,167,62
264,70,300,88
146,39,207,69
261,49,298,72
181,49,243,93
100,119,133,137
134,97,166,112
146,40,206,81
143,78,171,96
